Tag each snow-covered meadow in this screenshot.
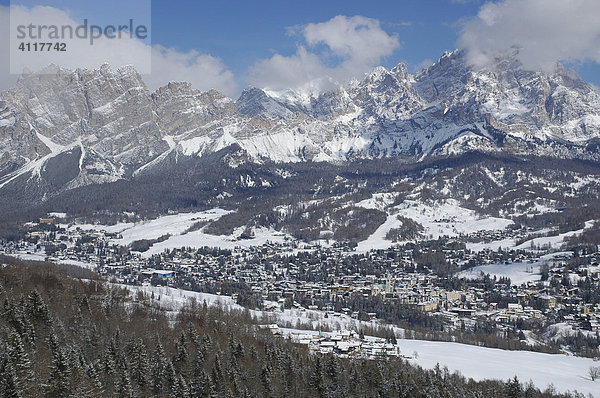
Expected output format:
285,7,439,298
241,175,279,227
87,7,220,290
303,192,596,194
67,208,294,255
356,198,513,252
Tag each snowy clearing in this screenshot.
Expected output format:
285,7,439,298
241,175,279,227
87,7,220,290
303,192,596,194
395,199,513,239
67,209,296,255
142,226,293,257
357,198,513,252
397,339,599,397
457,261,541,285
9,253,97,270
514,221,596,250
457,252,573,285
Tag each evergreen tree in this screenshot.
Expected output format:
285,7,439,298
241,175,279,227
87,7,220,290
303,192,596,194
114,371,133,398
6,331,34,395
505,376,523,398
177,374,191,398
45,348,72,397
27,289,50,324
128,338,149,391
150,340,167,395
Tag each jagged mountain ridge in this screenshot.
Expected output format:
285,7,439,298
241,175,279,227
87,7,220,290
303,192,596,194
1,49,600,196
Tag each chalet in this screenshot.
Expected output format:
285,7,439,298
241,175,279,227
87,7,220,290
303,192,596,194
152,270,175,279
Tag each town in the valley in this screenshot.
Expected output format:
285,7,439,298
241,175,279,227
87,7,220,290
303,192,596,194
2,213,599,360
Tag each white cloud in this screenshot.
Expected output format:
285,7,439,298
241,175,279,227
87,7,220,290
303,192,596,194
0,5,237,96
413,58,435,72
248,15,400,93
457,0,600,71
148,46,237,96
0,6,18,90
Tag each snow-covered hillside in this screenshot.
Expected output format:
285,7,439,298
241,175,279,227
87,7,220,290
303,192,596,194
119,283,600,397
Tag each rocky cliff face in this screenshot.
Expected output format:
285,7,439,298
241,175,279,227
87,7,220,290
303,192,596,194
1,50,600,196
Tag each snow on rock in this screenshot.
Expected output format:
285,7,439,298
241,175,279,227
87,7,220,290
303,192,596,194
4,48,600,191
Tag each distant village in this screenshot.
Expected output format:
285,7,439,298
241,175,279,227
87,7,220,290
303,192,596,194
2,214,600,357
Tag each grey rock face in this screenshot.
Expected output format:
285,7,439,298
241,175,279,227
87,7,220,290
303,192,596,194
1,50,600,196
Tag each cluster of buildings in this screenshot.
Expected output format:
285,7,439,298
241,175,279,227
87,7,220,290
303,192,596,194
266,326,403,359
2,217,600,344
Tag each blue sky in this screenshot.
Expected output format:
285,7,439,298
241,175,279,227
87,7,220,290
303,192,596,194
2,0,600,95
149,0,481,75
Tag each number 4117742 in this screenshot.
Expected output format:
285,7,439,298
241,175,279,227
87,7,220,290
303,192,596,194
18,42,67,51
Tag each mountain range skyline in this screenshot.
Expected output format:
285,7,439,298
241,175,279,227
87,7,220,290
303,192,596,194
2,47,600,200
2,0,600,96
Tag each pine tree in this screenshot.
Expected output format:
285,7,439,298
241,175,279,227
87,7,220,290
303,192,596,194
167,360,179,396
6,331,34,394
260,364,274,397
114,371,133,398
211,354,224,390
151,340,167,395
505,376,522,398
129,339,149,391
45,348,72,397
0,357,23,398
85,363,104,395
173,332,189,374
27,289,50,324
190,370,211,397
177,374,191,398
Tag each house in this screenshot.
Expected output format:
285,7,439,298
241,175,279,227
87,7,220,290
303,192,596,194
153,270,175,279
538,295,557,309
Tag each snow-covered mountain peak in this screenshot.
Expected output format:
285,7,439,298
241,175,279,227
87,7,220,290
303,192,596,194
2,49,600,197
236,86,295,119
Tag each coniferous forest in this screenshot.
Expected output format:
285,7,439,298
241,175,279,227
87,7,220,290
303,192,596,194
0,256,588,397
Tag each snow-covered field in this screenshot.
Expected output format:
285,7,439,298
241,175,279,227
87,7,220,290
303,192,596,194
142,226,292,257
514,221,595,250
357,198,513,252
120,284,241,311
67,209,294,255
356,213,404,252
70,209,230,245
457,252,572,285
10,253,97,270
466,237,519,252
117,283,401,335
467,221,596,253
395,199,513,238
457,261,541,285
396,339,599,396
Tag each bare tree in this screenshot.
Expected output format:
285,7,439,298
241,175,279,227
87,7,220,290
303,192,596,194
589,366,600,381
